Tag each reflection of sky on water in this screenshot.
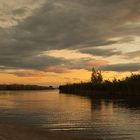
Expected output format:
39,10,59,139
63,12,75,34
0,90,139,140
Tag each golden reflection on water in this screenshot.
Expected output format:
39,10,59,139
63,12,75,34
0,90,133,121
0,90,116,124
0,90,139,140
0,90,92,121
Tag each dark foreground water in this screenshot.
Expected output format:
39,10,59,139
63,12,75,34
0,90,139,140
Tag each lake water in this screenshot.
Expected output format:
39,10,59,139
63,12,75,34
0,90,139,140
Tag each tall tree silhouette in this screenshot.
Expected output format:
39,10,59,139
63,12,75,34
91,67,103,84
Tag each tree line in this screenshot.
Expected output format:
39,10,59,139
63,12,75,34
0,84,54,90
59,68,140,98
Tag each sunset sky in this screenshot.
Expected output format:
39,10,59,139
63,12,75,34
0,0,140,86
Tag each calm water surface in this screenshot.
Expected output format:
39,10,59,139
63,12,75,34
0,90,139,140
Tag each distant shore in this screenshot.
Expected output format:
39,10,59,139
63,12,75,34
0,84,55,91
0,123,99,140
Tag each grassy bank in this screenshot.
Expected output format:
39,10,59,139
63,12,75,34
59,74,140,99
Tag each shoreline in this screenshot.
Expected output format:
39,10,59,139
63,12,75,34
0,123,100,140
59,89,140,99
59,74,140,99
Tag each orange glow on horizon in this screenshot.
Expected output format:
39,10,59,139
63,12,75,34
0,69,139,86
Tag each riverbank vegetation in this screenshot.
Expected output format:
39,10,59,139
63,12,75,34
59,68,140,98
0,84,54,90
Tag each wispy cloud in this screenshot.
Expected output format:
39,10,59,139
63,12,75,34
100,63,140,72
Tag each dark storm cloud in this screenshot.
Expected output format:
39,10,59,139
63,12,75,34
125,50,140,58
12,7,27,16
80,48,122,57
14,0,140,50
100,63,140,72
0,0,140,72
0,53,67,71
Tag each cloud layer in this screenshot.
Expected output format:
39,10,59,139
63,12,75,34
0,0,140,73
100,63,140,72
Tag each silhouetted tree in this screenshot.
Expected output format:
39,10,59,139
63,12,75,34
91,68,103,84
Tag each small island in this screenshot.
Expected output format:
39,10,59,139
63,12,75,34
0,84,55,90
59,68,140,99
